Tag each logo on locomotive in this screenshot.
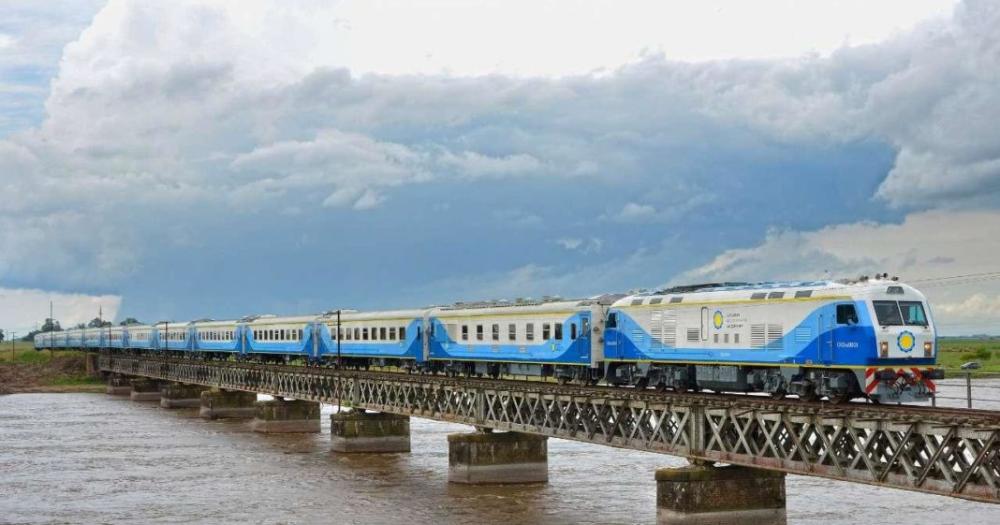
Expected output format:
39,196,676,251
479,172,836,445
897,330,916,353
713,310,724,329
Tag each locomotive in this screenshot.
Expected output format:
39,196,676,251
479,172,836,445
35,275,941,403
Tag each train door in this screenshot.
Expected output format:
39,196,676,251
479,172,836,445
819,310,834,364
604,309,623,359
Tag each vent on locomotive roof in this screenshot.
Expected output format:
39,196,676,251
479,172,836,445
794,290,813,298
669,296,683,303
750,292,767,300
649,297,663,305
658,282,750,294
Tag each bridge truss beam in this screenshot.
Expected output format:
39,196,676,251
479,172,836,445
99,354,1000,503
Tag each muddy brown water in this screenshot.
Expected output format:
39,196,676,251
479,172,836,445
1,380,999,524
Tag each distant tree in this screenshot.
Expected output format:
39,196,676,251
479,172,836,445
0,329,5,343
87,317,112,328
119,317,142,326
74,323,86,329
41,318,62,332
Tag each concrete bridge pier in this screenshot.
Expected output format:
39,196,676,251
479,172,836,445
199,390,258,419
447,430,548,484
250,398,321,433
655,465,786,525
330,410,410,453
160,383,211,409
105,374,132,395
129,379,163,402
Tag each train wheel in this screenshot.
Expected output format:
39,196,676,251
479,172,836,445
800,387,820,403
770,389,786,400
830,393,853,404
635,377,649,389
557,376,569,386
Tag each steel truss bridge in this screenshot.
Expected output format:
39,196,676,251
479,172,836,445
99,353,1000,503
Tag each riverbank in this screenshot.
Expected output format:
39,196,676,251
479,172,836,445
0,343,103,394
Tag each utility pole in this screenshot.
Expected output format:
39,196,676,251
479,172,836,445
10,331,14,363
336,310,342,414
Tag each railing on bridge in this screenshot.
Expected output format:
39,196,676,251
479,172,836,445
99,353,1000,503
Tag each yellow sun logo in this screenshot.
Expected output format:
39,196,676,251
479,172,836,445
713,310,724,329
897,331,915,352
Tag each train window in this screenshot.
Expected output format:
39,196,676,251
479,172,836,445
508,323,516,341
373,327,380,341
724,333,729,343
570,323,577,340
751,292,767,300
281,329,287,340
734,333,740,344
542,323,551,340
582,317,590,336
363,328,369,340
899,301,928,326
461,325,469,341
476,325,484,341
399,327,406,340
606,313,617,328
836,304,859,325
380,327,387,340
872,301,904,326
768,292,784,299
389,327,396,340
354,328,360,340
491,324,500,341
526,323,535,341
714,333,719,343
650,298,663,305
555,323,563,340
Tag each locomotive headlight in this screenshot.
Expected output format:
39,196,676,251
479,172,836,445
879,341,889,358
924,341,933,357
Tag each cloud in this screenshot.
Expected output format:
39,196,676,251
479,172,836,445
556,237,603,254
616,203,657,222
676,209,1000,333
0,0,997,329
0,287,121,334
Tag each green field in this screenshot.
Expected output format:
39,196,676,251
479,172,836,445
0,340,65,363
937,339,1000,377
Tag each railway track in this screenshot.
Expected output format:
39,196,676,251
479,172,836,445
113,353,1000,426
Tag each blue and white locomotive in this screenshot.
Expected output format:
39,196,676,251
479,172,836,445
35,275,941,403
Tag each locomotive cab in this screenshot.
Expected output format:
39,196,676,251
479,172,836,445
861,282,941,402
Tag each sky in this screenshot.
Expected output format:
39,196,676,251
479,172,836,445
1,0,999,335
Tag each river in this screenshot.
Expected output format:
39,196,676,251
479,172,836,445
1,381,999,524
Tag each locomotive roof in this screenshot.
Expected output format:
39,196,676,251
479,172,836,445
617,277,920,307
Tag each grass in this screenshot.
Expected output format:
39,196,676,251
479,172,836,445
0,341,88,364
937,339,1000,377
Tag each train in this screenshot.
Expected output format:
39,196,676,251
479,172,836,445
34,275,942,403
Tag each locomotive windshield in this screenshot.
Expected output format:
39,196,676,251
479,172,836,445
872,300,928,327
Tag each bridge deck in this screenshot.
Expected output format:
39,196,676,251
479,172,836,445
99,353,1000,503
